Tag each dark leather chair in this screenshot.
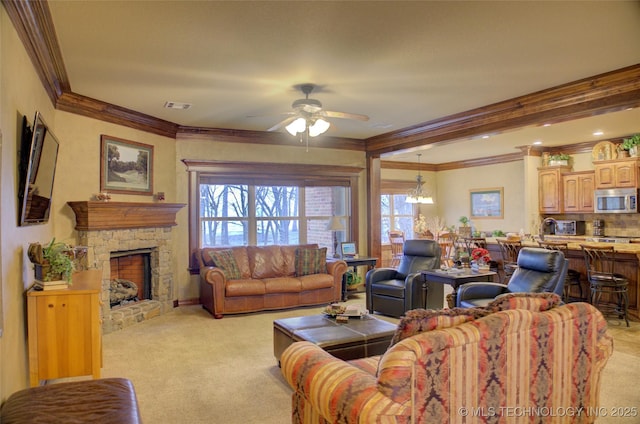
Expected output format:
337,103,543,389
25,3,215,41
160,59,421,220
456,247,568,308
366,239,441,317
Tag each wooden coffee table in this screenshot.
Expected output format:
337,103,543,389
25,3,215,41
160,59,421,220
273,314,396,364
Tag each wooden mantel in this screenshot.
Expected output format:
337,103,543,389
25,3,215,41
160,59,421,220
67,201,186,231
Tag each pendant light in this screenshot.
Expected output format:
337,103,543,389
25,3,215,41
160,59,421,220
406,153,434,204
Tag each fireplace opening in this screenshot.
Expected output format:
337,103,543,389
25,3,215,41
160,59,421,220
109,248,152,308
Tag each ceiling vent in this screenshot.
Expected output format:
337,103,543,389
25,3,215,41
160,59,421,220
164,101,192,110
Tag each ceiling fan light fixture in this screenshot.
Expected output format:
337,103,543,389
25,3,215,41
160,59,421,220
285,117,306,135
308,118,330,137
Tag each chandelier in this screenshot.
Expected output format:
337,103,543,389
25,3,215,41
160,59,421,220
406,153,434,204
285,117,330,137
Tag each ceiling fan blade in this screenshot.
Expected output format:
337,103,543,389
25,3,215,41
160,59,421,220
268,116,297,132
322,110,370,122
247,111,295,118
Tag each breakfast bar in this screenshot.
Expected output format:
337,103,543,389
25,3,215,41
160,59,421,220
486,237,640,320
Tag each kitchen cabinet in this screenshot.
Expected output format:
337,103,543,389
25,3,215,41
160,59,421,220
26,270,102,386
538,166,571,214
594,158,640,189
563,171,595,213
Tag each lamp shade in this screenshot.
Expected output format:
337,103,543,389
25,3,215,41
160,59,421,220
326,216,345,231
285,117,307,136
309,118,330,137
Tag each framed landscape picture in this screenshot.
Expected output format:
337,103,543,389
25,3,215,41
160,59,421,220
470,187,503,219
100,135,153,195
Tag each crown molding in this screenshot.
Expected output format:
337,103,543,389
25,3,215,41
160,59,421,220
366,64,640,157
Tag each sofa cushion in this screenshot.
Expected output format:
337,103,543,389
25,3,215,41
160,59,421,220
487,292,561,312
207,249,242,280
248,246,285,279
295,247,327,276
389,307,490,348
225,279,267,296
282,244,318,276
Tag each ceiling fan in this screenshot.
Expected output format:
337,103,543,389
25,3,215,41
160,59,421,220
268,84,369,137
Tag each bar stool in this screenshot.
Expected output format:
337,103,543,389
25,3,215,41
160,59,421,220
497,238,521,283
538,240,584,302
580,244,629,326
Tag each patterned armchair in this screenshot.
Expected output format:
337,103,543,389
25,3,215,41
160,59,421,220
281,294,612,424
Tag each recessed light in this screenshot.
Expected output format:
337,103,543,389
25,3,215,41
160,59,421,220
164,101,192,110
533,140,542,145
593,130,604,136
482,135,490,139
543,123,551,127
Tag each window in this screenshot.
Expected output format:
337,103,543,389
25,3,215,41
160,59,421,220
184,160,361,271
381,193,414,243
200,183,348,247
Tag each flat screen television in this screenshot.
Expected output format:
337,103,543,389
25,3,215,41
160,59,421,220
17,111,60,226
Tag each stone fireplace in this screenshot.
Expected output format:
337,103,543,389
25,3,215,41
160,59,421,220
68,201,185,333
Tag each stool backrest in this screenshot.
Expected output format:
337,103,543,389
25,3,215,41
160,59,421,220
580,244,617,278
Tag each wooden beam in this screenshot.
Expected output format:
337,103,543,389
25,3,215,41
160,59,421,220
365,64,640,156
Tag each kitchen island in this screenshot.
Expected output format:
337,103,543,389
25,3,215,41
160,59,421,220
485,236,640,321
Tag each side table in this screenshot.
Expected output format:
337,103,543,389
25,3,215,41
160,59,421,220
421,269,496,308
341,256,377,301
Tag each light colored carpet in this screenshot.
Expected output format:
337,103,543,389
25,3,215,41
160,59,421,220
99,295,639,423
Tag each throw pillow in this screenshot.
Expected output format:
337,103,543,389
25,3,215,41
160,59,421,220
294,247,327,276
389,307,491,347
486,292,561,313
207,249,242,280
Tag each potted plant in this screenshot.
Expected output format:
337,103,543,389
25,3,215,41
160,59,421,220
27,238,75,283
458,216,471,238
548,153,570,166
345,270,363,290
621,134,640,157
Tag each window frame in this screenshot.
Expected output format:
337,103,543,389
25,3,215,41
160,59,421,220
380,180,417,243
183,160,362,272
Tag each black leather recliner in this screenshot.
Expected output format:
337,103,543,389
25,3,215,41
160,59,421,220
456,247,568,308
366,239,441,317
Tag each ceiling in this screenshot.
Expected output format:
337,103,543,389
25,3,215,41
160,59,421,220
46,1,640,164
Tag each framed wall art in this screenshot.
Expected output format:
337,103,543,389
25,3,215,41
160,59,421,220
470,187,503,219
100,135,153,195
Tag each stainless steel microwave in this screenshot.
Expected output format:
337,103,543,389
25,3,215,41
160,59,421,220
594,188,638,213
554,220,585,236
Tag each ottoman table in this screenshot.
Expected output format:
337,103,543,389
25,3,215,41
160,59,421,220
273,314,396,364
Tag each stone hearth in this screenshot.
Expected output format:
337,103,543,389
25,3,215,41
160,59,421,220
68,201,185,333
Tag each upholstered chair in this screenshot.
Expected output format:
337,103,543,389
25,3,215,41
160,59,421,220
366,239,441,317
456,247,567,308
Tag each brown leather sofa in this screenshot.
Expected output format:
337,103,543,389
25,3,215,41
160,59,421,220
198,244,347,318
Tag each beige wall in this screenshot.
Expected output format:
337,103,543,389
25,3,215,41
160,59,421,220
382,162,529,235
0,8,179,399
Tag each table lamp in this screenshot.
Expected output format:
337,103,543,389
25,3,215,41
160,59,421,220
326,217,345,258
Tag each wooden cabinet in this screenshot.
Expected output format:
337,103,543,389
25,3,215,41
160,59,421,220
563,171,595,213
594,158,640,189
27,270,102,386
538,166,570,213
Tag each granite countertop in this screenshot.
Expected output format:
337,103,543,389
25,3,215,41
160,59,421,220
486,236,640,255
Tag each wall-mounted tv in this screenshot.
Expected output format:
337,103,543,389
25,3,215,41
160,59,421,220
17,111,60,226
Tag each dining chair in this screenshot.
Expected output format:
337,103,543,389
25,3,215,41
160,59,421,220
437,232,457,268
388,230,405,268
462,237,487,255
